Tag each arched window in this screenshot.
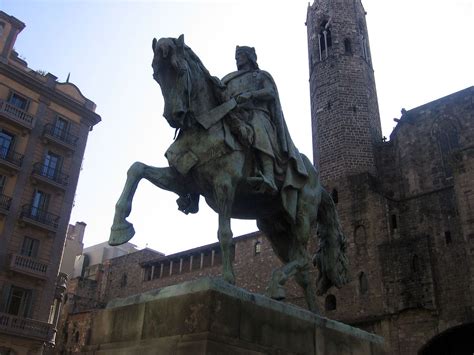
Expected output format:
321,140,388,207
318,20,332,60
344,38,352,54
359,272,368,295
325,294,336,311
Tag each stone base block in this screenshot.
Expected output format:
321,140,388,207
82,277,384,354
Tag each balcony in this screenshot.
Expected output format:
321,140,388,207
42,124,78,152
19,205,59,232
0,147,24,172
0,312,55,343
9,253,48,279
31,163,69,190
0,99,35,130
0,193,12,215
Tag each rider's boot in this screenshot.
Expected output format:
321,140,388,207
248,154,278,195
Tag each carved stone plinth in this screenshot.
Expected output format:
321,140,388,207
82,278,385,354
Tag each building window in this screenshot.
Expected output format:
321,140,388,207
31,190,50,216
0,129,15,159
5,285,33,317
444,231,452,244
53,117,70,139
325,294,336,311
411,254,420,273
143,266,152,281
42,151,62,179
120,273,128,287
0,22,5,37
331,188,338,204
254,240,262,255
390,214,398,230
21,236,39,258
8,92,29,111
0,174,6,194
359,272,368,295
344,38,352,54
318,20,332,61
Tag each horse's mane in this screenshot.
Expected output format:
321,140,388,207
183,45,225,103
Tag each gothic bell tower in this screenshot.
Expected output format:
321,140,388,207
306,0,382,184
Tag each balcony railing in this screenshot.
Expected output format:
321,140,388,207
32,163,69,187
9,253,48,279
0,312,55,343
43,124,78,149
0,147,23,168
0,193,12,212
20,205,59,231
0,99,35,129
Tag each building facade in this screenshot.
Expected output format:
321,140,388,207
0,11,100,354
306,0,473,354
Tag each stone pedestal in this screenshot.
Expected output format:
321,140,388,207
82,278,384,354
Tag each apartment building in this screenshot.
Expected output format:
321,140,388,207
0,11,100,354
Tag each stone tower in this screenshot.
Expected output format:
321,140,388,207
306,0,382,183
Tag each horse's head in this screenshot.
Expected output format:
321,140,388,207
152,35,191,129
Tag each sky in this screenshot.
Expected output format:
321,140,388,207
1,0,472,255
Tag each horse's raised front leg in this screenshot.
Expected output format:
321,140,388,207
110,162,188,246
214,180,236,284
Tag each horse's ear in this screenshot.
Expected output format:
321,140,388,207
177,34,185,48
152,38,157,52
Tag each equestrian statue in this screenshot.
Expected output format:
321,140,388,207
110,35,348,313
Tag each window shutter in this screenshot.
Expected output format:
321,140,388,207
22,289,34,318
0,283,12,312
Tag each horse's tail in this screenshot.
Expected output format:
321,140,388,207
314,186,349,295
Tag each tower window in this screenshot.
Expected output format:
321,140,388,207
254,240,261,255
390,214,398,230
331,188,338,204
325,294,336,311
359,272,368,295
344,39,352,54
444,231,452,244
318,20,332,61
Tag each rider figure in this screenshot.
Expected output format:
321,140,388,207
222,46,287,194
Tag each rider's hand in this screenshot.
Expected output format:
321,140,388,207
236,92,252,104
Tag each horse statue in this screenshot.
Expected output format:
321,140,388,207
110,35,348,313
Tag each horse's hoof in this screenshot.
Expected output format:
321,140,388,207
109,222,135,246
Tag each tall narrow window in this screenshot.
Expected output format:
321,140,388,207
0,174,6,194
331,188,339,204
0,130,15,159
318,20,332,60
254,240,262,255
31,190,50,216
359,272,368,295
21,236,40,258
390,214,398,230
53,117,70,139
344,38,352,54
42,151,61,179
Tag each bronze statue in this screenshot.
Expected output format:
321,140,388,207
110,35,348,313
